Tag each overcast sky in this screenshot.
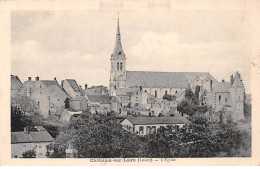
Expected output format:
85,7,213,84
11,10,251,93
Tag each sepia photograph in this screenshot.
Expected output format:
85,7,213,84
1,0,259,165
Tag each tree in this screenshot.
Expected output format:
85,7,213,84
50,114,146,158
162,94,176,101
194,85,200,102
64,98,70,109
22,150,36,158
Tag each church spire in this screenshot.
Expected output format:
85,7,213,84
112,12,125,58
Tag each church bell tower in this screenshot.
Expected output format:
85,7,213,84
109,14,126,95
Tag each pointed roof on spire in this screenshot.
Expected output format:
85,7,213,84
112,13,125,59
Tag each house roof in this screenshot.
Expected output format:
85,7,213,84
65,79,80,92
41,80,68,96
11,132,34,144
11,75,23,90
30,131,54,142
125,116,191,125
87,95,111,104
212,82,230,93
11,131,54,144
125,71,217,88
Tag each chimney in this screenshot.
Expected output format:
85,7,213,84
35,76,39,81
85,84,88,90
210,80,213,91
28,77,31,81
54,77,57,81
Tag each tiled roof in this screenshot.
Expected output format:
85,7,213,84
88,95,111,104
212,82,230,93
41,80,68,96
126,71,217,88
11,131,54,144
125,116,191,125
11,132,34,144
41,80,59,87
65,79,80,92
30,131,54,142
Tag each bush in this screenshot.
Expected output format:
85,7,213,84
22,150,36,158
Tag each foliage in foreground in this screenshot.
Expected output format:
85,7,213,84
48,113,251,158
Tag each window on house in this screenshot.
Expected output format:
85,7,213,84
38,102,40,106
165,90,167,95
175,90,177,94
139,126,144,134
58,99,59,101
117,63,119,71
151,126,156,134
155,90,157,98
225,98,228,103
145,90,147,92
219,95,221,102
146,126,151,134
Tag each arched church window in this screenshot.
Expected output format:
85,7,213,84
120,63,122,71
219,95,221,101
155,90,157,98
117,63,119,71
165,90,167,95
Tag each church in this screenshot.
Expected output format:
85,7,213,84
109,16,245,122
109,17,217,99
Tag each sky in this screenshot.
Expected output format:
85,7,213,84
11,10,251,93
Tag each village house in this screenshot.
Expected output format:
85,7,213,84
121,116,190,136
87,94,126,116
15,76,68,117
206,72,245,122
150,98,178,117
11,126,54,158
11,75,23,98
61,79,88,111
30,77,68,117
